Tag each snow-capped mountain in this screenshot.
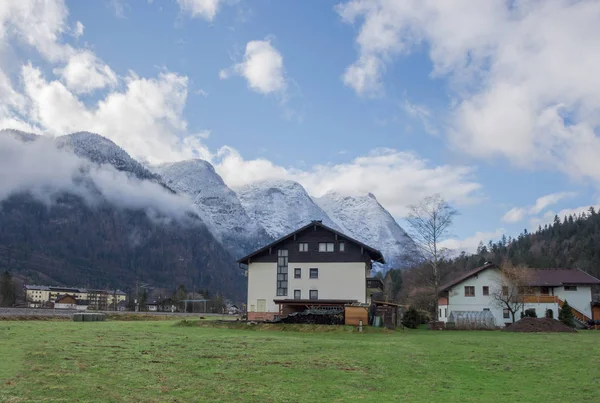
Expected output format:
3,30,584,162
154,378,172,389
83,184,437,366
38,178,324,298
153,159,271,258
235,179,340,239
55,132,160,182
315,191,414,269
0,129,39,142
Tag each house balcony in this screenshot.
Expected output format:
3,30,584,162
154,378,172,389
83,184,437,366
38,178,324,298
522,295,559,304
366,277,384,291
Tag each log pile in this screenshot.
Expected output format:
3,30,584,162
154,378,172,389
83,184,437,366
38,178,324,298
278,308,344,325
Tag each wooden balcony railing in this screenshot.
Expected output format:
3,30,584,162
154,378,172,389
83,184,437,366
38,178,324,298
366,277,383,291
522,295,559,304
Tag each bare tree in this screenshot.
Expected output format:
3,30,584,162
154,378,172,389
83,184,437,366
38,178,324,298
491,263,532,323
405,194,457,321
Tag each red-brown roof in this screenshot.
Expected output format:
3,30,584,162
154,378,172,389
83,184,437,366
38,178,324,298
439,263,496,292
440,264,600,292
527,268,600,286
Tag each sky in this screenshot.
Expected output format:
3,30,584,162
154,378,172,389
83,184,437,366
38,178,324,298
1,0,600,253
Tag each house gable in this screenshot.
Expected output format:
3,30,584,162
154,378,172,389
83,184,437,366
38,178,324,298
238,221,384,265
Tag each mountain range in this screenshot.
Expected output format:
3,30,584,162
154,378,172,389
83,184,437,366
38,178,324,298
0,130,413,299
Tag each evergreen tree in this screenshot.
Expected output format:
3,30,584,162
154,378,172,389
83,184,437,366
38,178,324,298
559,300,574,327
0,271,15,307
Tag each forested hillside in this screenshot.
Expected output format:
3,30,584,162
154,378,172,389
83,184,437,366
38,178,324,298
448,207,600,279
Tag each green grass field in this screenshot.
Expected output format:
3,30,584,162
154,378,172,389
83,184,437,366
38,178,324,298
1,320,599,402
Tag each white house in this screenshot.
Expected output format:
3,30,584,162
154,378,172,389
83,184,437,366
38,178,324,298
237,221,385,321
438,263,600,327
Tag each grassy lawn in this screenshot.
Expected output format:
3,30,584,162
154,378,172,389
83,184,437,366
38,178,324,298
1,320,599,402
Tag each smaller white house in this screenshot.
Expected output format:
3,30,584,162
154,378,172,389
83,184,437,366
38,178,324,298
438,263,600,327
54,295,89,311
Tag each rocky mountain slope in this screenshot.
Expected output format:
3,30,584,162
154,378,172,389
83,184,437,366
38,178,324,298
0,130,244,298
314,191,413,269
153,160,271,259
55,132,161,183
235,179,340,239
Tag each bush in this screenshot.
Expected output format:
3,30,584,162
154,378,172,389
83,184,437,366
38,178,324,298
559,300,574,327
403,307,420,329
523,308,537,318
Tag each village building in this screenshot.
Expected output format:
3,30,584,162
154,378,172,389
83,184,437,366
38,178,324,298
53,295,89,310
24,285,127,310
438,263,600,327
238,220,385,321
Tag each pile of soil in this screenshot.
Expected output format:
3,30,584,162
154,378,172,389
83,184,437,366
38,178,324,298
503,317,576,333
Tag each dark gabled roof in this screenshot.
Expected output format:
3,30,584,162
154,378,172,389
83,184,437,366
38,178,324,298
237,221,385,265
528,268,600,286
440,264,600,292
439,263,497,292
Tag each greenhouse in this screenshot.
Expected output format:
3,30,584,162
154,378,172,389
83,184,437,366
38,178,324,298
446,310,496,329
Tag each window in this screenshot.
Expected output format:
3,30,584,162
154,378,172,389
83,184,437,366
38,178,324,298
339,241,345,252
502,286,509,296
439,308,442,318
540,286,550,295
298,243,309,252
294,268,301,279
503,309,510,319
318,242,334,252
482,286,489,296
310,268,319,279
564,285,577,291
483,308,490,311
309,290,318,300
294,290,301,300
444,308,447,317
464,286,475,297
276,250,288,296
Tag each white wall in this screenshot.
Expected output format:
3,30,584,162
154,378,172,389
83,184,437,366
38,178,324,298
288,262,367,303
247,261,368,313
554,286,592,317
247,262,278,313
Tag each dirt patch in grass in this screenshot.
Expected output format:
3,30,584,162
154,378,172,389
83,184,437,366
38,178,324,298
503,317,576,333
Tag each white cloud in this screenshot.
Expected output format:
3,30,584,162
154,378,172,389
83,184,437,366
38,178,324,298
73,21,84,39
337,0,600,184
53,50,118,93
0,134,194,221
109,0,127,19
402,99,438,135
440,228,505,254
20,64,206,163
177,0,222,21
502,207,527,224
220,39,287,95
214,147,481,217
0,0,70,62
502,192,576,223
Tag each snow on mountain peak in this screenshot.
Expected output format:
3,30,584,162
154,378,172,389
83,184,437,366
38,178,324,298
153,159,270,258
314,191,413,270
236,179,340,239
55,132,159,181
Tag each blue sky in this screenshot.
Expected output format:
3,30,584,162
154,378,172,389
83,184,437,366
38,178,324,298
2,0,600,252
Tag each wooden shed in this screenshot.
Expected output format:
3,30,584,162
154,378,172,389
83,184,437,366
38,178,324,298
344,306,368,326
